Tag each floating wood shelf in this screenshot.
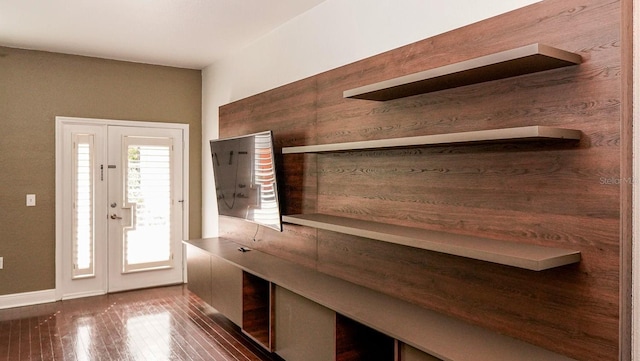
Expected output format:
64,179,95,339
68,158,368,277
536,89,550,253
281,126,581,154
184,237,579,361
282,213,581,271
343,43,582,101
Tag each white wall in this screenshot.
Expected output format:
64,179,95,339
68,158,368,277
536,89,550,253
201,0,540,237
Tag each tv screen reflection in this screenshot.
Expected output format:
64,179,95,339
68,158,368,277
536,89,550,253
210,131,282,232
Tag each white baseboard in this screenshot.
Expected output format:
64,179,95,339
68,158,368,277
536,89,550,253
61,290,106,301
0,289,57,310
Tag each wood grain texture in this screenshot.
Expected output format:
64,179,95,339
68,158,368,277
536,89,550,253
218,77,318,147
217,0,624,360
619,0,633,360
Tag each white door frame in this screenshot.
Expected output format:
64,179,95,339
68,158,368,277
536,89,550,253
55,116,190,300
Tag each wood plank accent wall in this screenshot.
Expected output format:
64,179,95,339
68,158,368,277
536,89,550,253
217,0,622,359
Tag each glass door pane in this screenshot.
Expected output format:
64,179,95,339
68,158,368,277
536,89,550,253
122,137,173,273
72,134,95,278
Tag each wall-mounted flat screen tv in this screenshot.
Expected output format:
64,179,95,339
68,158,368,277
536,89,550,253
210,130,282,232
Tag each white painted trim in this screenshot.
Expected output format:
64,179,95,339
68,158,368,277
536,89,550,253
55,116,191,299
61,290,107,301
0,289,56,310
182,125,190,283
56,116,189,130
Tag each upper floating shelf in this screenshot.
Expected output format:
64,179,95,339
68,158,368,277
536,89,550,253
281,125,581,154
283,213,581,271
343,43,582,101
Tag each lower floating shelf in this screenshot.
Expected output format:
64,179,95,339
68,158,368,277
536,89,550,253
282,213,580,271
281,125,581,154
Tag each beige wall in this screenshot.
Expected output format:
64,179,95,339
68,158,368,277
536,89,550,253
0,46,202,296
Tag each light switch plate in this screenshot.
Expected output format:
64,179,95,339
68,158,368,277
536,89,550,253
0,257,3,269
26,194,36,206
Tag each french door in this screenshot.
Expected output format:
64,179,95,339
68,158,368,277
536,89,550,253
56,118,188,299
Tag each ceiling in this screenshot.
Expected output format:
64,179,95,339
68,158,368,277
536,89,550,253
0,0,327,69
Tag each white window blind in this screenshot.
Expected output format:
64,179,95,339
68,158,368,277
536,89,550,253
72,134,95,278
123,136,173,272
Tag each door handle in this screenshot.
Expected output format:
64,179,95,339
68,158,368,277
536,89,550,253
110,214,123,220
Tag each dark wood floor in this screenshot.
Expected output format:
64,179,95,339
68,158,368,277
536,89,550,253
0,285,284,361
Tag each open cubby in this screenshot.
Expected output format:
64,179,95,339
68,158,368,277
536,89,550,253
242,271,273,351
335,314,396,361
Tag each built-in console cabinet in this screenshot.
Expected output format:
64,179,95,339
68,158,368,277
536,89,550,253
186,244,270,348
184,238,578,361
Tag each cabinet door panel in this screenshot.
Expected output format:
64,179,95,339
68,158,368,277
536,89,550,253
400,343,442,361
275,286,335,361
186,245,212,305
211,255,243,326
